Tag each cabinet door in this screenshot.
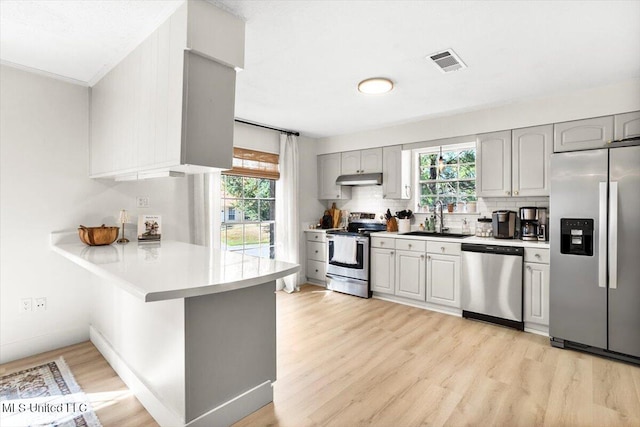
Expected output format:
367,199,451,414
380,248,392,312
553,116,614,152
614,111,640,141
524,262,550,326
307,241,326,262
318,153,343,199
306,260,326,283
360,148,383,173
426,253,460,308
395,250,426,301
341,151,361,174
476,131,512,197
371,248,395,294
382,145,410,199
512,125,552,197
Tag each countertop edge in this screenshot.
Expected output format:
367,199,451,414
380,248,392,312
373,232,550,249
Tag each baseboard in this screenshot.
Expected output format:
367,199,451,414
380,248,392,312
0,326,89,364
185,381,273,427
90,326,184,427
524,325,549,337
371,293,462,317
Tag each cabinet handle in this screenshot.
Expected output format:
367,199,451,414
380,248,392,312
408,244,412,248
427,255,431,260
390,251,394,255
526,265,532,271
315,269,319,273
441,246,445,253
380,241,385,245
505,191,511,196
514,190,519,195
315,235,318,239
336,195,340,198
534,253,541,259
420,254,425,259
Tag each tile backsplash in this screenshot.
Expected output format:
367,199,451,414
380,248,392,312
325,185,549,233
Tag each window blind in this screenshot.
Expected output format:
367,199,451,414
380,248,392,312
223,148,280,180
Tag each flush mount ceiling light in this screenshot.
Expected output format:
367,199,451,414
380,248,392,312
357,77,394,94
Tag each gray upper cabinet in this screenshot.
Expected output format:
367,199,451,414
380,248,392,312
553,116,614,153
614,111,640,141
341,148,383,175
318,153,351,200
476,131,512,197
512,125,552,197
382,145,411,199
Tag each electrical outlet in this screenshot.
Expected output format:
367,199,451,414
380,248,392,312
136,196,150,208
34,297,47,312
20,298,32,313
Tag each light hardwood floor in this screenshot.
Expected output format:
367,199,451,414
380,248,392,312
3,284,639,427
0,341,158,427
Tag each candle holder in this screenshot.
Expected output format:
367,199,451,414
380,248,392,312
117,209,130,244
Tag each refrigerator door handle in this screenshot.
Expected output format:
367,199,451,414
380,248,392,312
609,181,618,289
598,182,607,288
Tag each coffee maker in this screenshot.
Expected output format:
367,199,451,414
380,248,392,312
519,207,548,241
492,210,517,239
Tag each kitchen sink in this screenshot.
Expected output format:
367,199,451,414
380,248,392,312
403,231,469,239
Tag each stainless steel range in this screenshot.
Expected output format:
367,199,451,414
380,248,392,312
326,212,386,298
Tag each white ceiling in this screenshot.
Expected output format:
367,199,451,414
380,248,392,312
2,1,639,138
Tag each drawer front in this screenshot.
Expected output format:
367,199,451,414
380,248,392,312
524,248,550,264
307,241,326,262
427,241,461,255
306,232,327,243
395,239,426,252
307,260,326,281
371,237,396,249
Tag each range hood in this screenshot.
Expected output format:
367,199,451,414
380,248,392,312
335,173,383,186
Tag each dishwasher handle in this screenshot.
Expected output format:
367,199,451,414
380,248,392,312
461,243,524,256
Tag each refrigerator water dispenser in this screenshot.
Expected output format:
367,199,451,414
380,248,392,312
560,218,594,256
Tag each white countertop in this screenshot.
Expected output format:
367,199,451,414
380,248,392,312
374,231,550,249
304,228,341,233
51,232,300,302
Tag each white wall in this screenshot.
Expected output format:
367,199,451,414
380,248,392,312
316,78,640,154
233,121,280,154
0,65,191,363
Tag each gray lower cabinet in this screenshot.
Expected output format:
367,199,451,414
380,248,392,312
553,115,614,153
370,247,395,294
305,231,327,285
426,253,460,308
395,250,426,301
523,248,550,327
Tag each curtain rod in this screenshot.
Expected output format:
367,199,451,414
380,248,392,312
234,119,300,137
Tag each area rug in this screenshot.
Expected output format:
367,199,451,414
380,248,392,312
0,356,102,427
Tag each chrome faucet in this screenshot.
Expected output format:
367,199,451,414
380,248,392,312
435,200,445,233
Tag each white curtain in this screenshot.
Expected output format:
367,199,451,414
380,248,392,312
275,133,300,292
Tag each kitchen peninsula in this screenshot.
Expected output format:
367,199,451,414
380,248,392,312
51,232,299,427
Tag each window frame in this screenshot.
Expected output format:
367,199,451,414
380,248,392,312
413,142,477,212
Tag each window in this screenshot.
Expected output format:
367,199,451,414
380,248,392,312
415,143,476,210
220,148,278,259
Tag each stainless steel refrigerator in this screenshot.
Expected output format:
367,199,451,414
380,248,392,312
550,141,640,363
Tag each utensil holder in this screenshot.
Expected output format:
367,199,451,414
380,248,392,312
397,219,411,234
386,218,398,232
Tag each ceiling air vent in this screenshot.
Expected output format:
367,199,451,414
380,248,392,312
429,49,467,73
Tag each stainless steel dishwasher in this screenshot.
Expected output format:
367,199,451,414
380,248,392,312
461,243,524,330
